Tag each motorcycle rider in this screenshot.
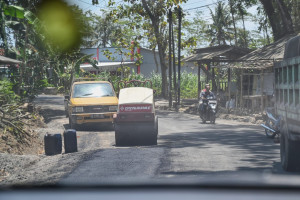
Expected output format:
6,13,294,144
199,84,215,115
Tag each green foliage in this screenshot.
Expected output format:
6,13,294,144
0,79,20,105
207,1,232,46
179,72,198,98
78,70,199,98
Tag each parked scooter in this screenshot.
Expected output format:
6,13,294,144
198,96,218,124
261,107,281,141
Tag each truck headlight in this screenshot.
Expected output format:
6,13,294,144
73,107,84,113
109,105,117,111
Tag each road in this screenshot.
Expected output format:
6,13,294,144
3,95,286,185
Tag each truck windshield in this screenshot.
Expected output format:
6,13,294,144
73,83,115,98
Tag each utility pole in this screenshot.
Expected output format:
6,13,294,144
172,14,177,106
177,7,182,107
168,9,172,108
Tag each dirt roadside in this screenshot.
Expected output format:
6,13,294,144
155,98,265,124
0,95,105,185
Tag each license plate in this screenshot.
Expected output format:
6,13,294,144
91,114,104,119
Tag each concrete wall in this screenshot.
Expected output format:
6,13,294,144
139,48,161,77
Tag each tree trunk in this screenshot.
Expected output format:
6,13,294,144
259,0,282,40
259,0,294,40
152,48,159,73
241,13,248,47
0,0,8,56
141,0,168,98
229,0,238,45
275,0,294,34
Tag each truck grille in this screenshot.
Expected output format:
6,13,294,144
84,105,110,113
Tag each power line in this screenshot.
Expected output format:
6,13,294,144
183,0,227,11
183,0,208,6
77,0,103,8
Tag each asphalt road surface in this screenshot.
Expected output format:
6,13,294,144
27,95,287,185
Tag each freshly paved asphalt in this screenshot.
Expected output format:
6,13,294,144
35,95,284,184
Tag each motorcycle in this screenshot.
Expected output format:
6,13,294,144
260,107,281,141
198,96,217,124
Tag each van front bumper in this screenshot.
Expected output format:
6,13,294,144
71,112,115,124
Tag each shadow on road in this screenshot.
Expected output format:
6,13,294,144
63,123,114,132
157,120,291,175
40,109,66,123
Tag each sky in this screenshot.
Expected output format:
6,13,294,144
69,0,259,29
67,0,261,48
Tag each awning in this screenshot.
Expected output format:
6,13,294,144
0,55,22,64
80,61,136,71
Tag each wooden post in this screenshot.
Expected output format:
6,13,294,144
177,7,182,106
217,67,220,96
172,16,177,105
261,69,264,111
240,69,243,109
212,66,215,91
247,73,250,110
228,68,231,113
168,9,172,108
198,63,201,100
228,68,231,102
206,62,210,83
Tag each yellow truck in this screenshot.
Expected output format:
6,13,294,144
64,79,118,129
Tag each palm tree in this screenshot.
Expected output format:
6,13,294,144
207,1,232,46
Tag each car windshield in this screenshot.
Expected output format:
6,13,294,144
1,0,300,191
73,83,115,98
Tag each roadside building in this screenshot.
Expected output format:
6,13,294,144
183,34,298,112
183,45,251,106
0,55,22,79
228,33,298,110
80,47,161,77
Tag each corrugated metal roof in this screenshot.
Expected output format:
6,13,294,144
227,33,299,69
0,55,22,64
80,61,135,71
183,45,251,62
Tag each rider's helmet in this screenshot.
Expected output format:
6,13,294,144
205,84,210,91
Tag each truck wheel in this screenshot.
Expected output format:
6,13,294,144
64,129,78,153
44,134,62,156
280,122,300,171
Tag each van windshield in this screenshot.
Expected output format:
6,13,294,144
73,83,115,98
